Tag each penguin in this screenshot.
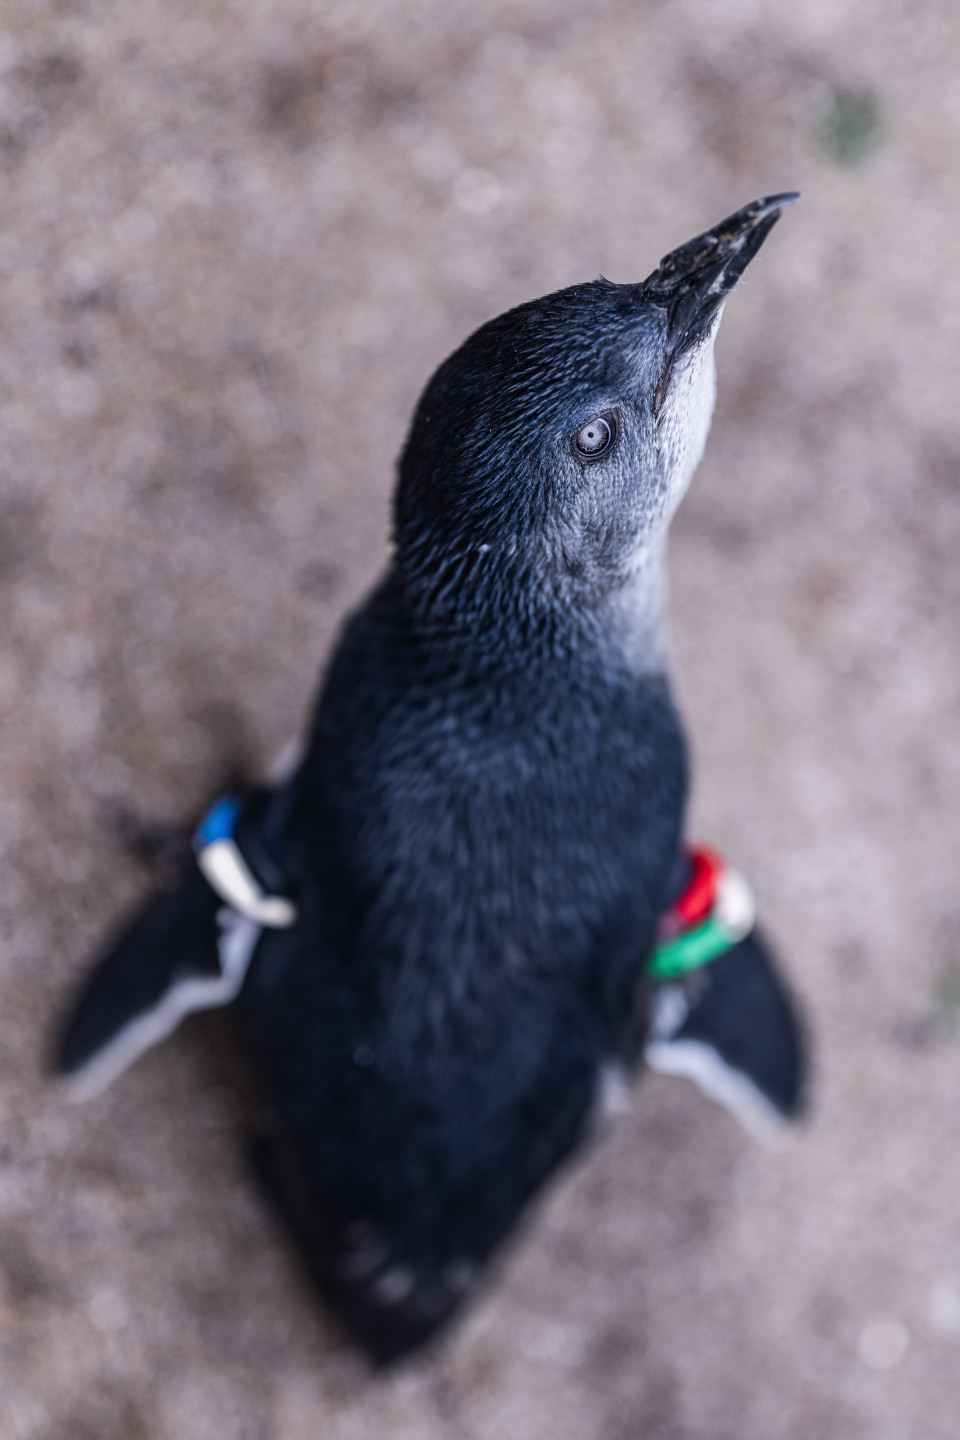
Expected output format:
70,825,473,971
54,194,805,1364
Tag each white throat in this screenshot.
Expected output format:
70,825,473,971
605,534,671,673
656,313,720,517
604,316,721,675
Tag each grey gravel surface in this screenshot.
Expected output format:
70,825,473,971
3,1,960,1436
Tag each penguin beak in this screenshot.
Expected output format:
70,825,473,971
642,193,799,362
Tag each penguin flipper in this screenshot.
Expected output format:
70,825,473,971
53,862,260,1101
645,929,807,1144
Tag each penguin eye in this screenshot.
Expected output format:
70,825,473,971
573,412,617,460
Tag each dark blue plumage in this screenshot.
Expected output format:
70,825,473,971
54,195,802,1363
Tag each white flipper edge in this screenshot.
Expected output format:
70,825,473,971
64,911,262,1103
266,735,305,783
645,1037,788,1149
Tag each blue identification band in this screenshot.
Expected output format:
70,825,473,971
194,795,298,928
195,795,243,848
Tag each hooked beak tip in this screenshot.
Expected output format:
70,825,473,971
642,192,799,358
643,192,800,299
644,192,805,296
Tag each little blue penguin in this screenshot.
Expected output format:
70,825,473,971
55,194,804,1363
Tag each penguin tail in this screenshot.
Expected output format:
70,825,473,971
52,861,260,1101
645,929,808,1145
249,1124,474,1366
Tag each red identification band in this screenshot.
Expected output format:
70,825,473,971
657,844,723,940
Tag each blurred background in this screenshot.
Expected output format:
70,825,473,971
2,0,960,1436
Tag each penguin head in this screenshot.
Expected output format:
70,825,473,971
395,195,797,625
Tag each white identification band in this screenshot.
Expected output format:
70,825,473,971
194,796,298,928
196,841,298,927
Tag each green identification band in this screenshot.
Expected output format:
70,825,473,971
648,916,736,981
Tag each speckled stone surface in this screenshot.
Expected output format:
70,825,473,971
3,1,960,1436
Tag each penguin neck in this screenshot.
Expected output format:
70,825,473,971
392,529,672,680
596,531,671,677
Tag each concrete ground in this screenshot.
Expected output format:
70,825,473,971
2,0,960,1435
